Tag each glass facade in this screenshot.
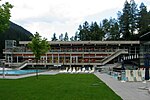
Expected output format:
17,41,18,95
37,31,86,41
140,32,150,67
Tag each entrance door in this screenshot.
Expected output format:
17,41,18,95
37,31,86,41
70,56,78,64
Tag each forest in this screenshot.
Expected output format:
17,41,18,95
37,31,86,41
51,0,150,41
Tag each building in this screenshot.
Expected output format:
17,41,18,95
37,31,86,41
3,40,140,69
140,32,150,68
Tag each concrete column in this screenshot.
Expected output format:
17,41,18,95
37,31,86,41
58,54,59,64
52,54,53,63
7,56,9,63
76,56,78,63
70,56,72,63
17,56,18,63
134,55,136,59
11,56,13,63
64,54,66,64
137,54,139,58
46,54,48,63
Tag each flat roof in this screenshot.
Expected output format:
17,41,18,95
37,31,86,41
19,41,140,45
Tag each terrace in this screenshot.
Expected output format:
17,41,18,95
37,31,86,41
3,40,139,69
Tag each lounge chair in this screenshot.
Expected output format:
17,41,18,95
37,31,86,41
76,67,82,73
125,70,134,82
59,67,68,73
135,70,142,81
68,67,72,73
72,67,76,73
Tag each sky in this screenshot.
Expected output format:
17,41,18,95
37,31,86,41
1,0,150,40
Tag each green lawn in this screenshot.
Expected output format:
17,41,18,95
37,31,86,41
0,74,122,100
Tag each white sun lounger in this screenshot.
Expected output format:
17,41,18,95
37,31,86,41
76,67,82,73
80,67,85,73
89,68,94,73
133,70,136,81
67,67,72,73
59,67,68,73
135,70,142,81
125,70,134,82
140,69,145,81
71,67,76,73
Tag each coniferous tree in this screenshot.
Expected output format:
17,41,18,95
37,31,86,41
76,0,150,41
102,19,110,40
130,0,139,35
78,21,105,41
78,25,83,41
118,0,131,40
82,21,90,40
138,2,150,35
90,22,104,40
51,33,58,41
64,32,69,41
59,33,63,41
74,31,78,41
78,21,90,41
70,36,74,41
108,18,120,40
99,23,105,41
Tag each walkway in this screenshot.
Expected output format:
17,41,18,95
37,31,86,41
95,72,150,100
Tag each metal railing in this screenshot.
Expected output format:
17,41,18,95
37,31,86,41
100,49,128,65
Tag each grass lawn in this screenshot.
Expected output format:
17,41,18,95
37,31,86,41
0,74,122,100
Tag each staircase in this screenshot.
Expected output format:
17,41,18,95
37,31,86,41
17,60,28,70
100,49,128,65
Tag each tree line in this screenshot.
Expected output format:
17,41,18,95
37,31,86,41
51,0,150,41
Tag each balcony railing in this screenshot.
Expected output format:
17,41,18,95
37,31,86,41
4,47,121,53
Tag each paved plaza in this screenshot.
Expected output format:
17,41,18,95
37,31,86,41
95,72,150,100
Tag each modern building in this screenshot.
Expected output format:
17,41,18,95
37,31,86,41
3,40,140,69
140,32,150,68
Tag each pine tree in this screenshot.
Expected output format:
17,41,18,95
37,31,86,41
138,2,150,35
70,36,74,41
78,25,83,41
59,33,63,41
108,18,120,40
102,19,110,40
130,0,139,35
82,21,90,40
64,32,69,41
118,0,131,40
90,22,104,40
74,31,78,41
51,33,58,41
78,21,90,41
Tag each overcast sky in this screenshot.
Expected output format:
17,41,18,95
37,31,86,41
1,0,150,40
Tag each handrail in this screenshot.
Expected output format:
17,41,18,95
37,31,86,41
100,49,128,65
16,60,28,70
